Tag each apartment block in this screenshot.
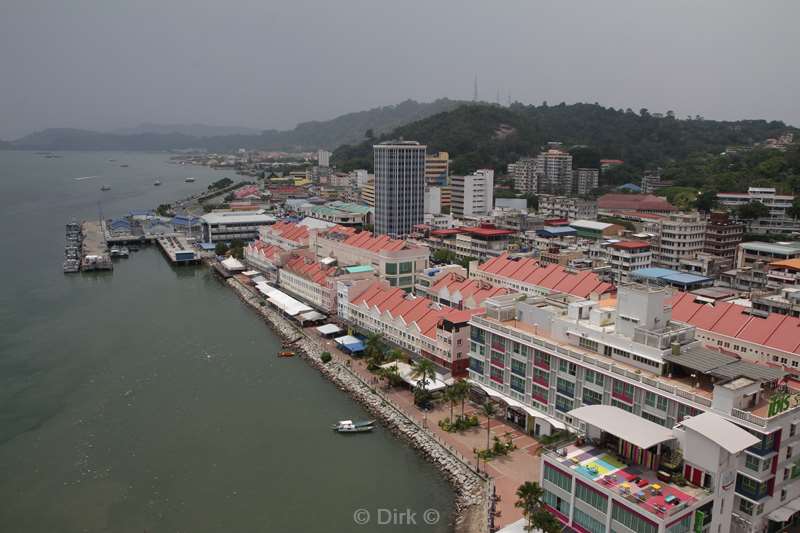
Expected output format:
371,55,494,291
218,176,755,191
645,213,707,269
704,212,744,261
574,168,600,196
451,169,494,218
718,188,800,234
424,151,449,186
539,195,598,221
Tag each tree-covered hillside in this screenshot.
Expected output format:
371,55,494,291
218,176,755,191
333,102,795,181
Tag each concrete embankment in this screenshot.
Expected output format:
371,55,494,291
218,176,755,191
226,277,491,533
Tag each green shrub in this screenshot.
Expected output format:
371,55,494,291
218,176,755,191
320,352,332,364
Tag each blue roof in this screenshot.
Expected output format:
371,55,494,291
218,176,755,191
198,242,216,250
619,183,642,192
537,226,577,237
340,340,365,353
632,268,712,286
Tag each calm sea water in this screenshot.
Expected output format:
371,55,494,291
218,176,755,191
0,151,453,532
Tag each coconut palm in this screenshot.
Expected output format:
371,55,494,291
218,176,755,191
454,379,470,420
515,481,544,532
411,358,436,391
481,401,498,452
444,386,458,422
365,332,385,364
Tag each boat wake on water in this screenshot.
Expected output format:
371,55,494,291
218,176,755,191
74,175,100,181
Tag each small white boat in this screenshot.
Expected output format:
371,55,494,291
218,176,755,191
101,185,111,191
185,177,196,183
331,420,375,433
154,180,162,186
110,246,130,258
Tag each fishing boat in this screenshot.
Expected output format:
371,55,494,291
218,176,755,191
154,179,162,186
110,246,130,258
101,185,111,191
185,177,196,183
331,420,375,433
278,350,295,358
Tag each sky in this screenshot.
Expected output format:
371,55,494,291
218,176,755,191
1,0,799,139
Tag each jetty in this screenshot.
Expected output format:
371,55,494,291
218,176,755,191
80,221,113,271
156,235,201,265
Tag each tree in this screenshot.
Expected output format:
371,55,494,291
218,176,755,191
444,386,458,422
530,509,562,533
365,333,385,364
515,481,545,532
736,201,770,221
411,358,437,392
214,242,229,256
481,401,498,452
694,190,719,213
454,379,470,420
320,351,332,364
432,248,457,264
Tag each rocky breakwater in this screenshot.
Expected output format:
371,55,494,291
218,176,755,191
226,277,490,533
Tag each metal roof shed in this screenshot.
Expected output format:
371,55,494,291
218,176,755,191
569,405,675,450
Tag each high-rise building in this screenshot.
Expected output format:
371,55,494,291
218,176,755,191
451,169,494,218
535,149,573,194
509,158,538,194
361,180,375,208
573,168,600,196
424,151,450,186
704,212,744,261
374,141,426,237
645,212,707,269
317,149,332,168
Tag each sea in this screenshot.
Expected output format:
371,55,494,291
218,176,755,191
0,151,453,532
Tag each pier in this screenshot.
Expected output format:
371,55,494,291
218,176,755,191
156,235,202,265
80,221,113,271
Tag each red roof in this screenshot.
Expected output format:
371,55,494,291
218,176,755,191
322,227,417,253
264,221,310,244
284,254,334,285
670,292,800,356
610,240,651,250
462,226,515,238
477,253,614,298
352,282,482,339
597,194,677,212
246,241,282,261
430,228,465,237
430,273,509,308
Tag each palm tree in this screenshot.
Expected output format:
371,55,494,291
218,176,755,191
380,363,400,389
481,401,498,452
365,332,385,364
454,379,470,420
387,348,403,363
411,358,436,391
444,386,457,422
515,481,544,532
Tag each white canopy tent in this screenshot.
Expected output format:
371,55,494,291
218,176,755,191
298,311,326,322
379,361,449,392
316,324,343,336
255,283,312,316
221,257,245,272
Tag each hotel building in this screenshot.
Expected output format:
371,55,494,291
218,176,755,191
374,141,426,238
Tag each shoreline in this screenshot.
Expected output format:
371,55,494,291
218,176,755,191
224,275,491,533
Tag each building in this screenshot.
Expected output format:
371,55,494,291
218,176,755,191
361,180,375,207
538,195,598,221
570,220,625,240
300,203,369,226
600,159,624,172
309,225,429,291
467,283,799,533
640,172,673,194
243,241,286,281
718,188,799,234
340,280,480,376
424,186,442,215
451,169,494,218
631,267,714,291
509,157,538,194
540,407,756,533
470,253,614,300
597,194,677,215
536,149,574,195
736,241,800,269
257,219,334,251
200,211,277,243
767,259,800,289
573,168,600,196
752,287,800,318
607,240,653,282
374,141,426,237
277,253,375,313
705,212,745,262
645,212,707,269
430,225,516,261
424,151,449,186
317,149,331,168
415,266,509,309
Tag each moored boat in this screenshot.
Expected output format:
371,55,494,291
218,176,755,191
331,420,375,433
278,350,295,358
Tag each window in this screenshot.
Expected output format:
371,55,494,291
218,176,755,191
556,395,574,413
532,384,549,404
385,263,397,275
645,391,668,411
575,481,607,512
558,359,577,376
612,502,657,533
556,378,575,398
611,399,632,412
745,454,761,472
469,357,484,375
533,367,549,385
579,337,599,352
612,380,634,402
490,366,503,383
511,359,526,377
665,514,692,533
510,375,525,394
585,369,604,387
399,261,412,274
642,411,666,427
534,350,550,368
543,464,572,492
739,498,755,515
542,489,570,517
470,328,485,344
582,388,603,406
791,423,797,437
788,446,793,460
573,507,604,533
397,276,413,286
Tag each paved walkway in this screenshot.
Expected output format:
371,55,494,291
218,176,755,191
307,326,540,528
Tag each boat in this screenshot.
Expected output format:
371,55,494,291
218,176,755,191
154,179,162,186
101,185,111,191
109,246,130,258
278,350,295,358
120,164,129,167
185,177,196,183
331,420,375,433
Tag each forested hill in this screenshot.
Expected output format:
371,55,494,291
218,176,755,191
332,102,796,178
4,99,465,152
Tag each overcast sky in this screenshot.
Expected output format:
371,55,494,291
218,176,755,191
1,0,799,139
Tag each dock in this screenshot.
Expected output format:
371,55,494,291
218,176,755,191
156,235,202,265
80,221,113,271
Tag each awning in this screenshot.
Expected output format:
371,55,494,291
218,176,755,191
768,497,800,522
316,324,342,335
298,311,326,322
335,335,365,353
569,405,674,450
257,284,313,316
221,257,245,271
470,381,566,430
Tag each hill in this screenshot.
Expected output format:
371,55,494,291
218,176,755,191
9,99,465,152
111,123,262,137
333,102,796,179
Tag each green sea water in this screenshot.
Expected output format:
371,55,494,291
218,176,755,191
0,151,453,532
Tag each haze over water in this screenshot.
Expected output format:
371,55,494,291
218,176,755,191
0,151,453,532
